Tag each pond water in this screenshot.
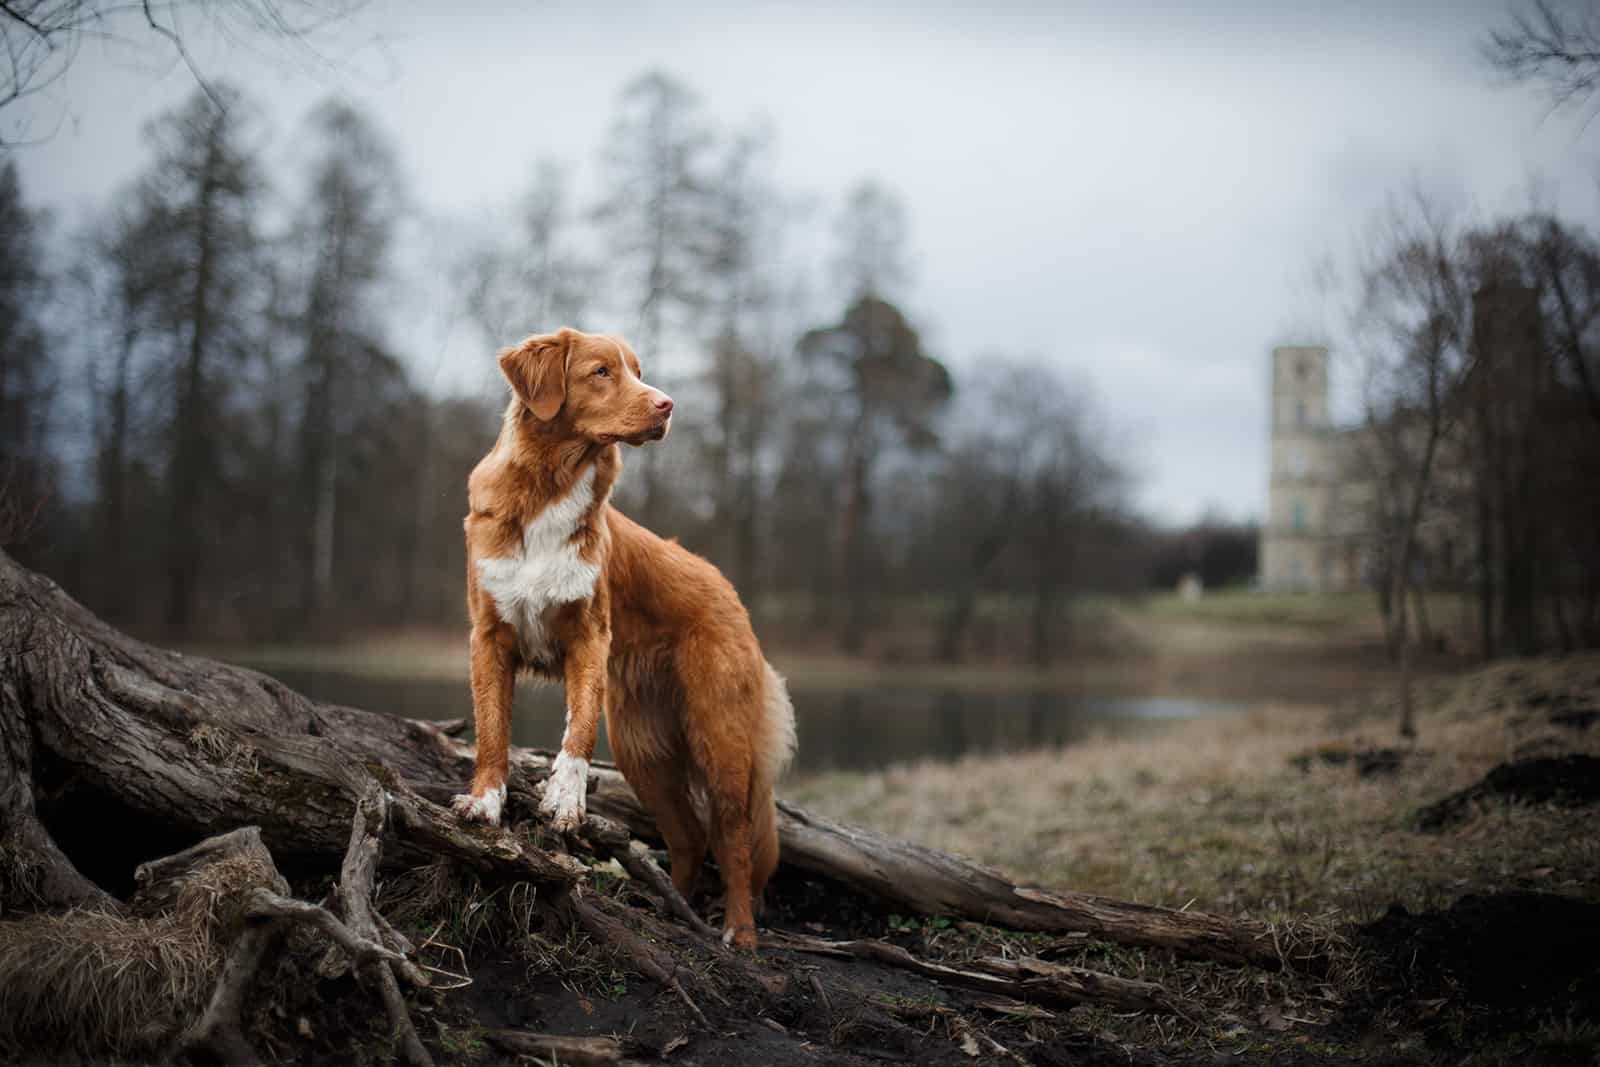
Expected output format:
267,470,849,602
260,667,1242,775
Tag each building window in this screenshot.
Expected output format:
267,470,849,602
1291,499,1307,532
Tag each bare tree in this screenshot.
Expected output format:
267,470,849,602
0,1,368,141
67,195,174,622
928,364,1032,662
593,70,714,523
702,126,788,596
1529,214,1600,427
126,86,266,633
1355,198,1475,737
798,295,952,652
459,159,590,347
0,161,54,550
1012,382,1124,666
1483,0,1600,113
290,99,404,620
833,178,909,303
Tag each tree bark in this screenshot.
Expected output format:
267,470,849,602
0,547,1288,968
2,547,1333,1059
0,546,1298,1041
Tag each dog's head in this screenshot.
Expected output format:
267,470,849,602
499,328,673,446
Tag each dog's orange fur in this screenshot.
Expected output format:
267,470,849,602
453,327,795,949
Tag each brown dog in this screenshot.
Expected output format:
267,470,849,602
451,327,796,948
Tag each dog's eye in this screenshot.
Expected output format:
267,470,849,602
593,366,610,378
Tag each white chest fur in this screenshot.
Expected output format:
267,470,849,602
475,465,602,663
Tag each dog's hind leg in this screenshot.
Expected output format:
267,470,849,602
683,685,758,949
607,698,707,900
703,759,756,948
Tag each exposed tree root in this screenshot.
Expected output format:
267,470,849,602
167,807,432,1067
580,811,720,942
566,887,713,1028
771,931,1185,1016
331,781,433,1067
483,1029,653,1065
0,548,1297,1062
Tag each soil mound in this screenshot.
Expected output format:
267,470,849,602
1360,891,1600,1012
1412,755,1600,831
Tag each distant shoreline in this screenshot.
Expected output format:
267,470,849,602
185,590,1465,708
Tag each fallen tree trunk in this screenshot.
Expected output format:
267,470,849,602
769,932,1183,1015
494,746,1287,968
0,548,1285,967
0,548,1311,1060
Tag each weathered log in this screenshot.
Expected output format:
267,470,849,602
5,547,1291,1063
331,781,432,1067
483,1029,648,1065
573,761,1285,967
579,812,720,942
0,546,1281,978
770,932,1184,1016
167,805,432,1067
566,887,710,1028
871,995,1030,1064
0,817,420,1064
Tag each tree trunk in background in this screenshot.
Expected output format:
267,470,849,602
838,438,871,654
733,460,759,603
936,511,1014,663
97,322,135,622
937,581,981,663
1394,562,1416,738
1030,579,1059,668
1476,482,1496,660
1411,582,1432,652
1394,419,1441,740
164,133,221,633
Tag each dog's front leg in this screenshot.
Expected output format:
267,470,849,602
453,624,518,825
539,625,608,834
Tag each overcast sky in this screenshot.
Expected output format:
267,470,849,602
10,0,1598,524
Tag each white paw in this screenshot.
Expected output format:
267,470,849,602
451,784,505,826
538,751,589,832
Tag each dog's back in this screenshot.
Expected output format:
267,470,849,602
603,506,796,936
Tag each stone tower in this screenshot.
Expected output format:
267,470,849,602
1259,345,1332,591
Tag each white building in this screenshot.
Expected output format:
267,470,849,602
1258,346,1373,592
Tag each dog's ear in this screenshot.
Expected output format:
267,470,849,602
500,329,573,421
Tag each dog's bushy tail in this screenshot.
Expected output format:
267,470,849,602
751,661,797,894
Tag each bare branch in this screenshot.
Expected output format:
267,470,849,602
1483,0,1600,110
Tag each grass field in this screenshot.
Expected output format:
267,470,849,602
785,652,1600,1062
184,595,1600,1062
787,654,1598,921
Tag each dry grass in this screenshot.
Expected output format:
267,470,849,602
788,653,1600,925
787,653,1600,1061
0,853,283,1060
377,858,645,1002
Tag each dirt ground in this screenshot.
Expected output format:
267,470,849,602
788,652,1600,1065
137,599,1598,1065
175,653,1598,1067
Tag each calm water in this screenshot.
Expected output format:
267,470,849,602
261,667,1241,774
